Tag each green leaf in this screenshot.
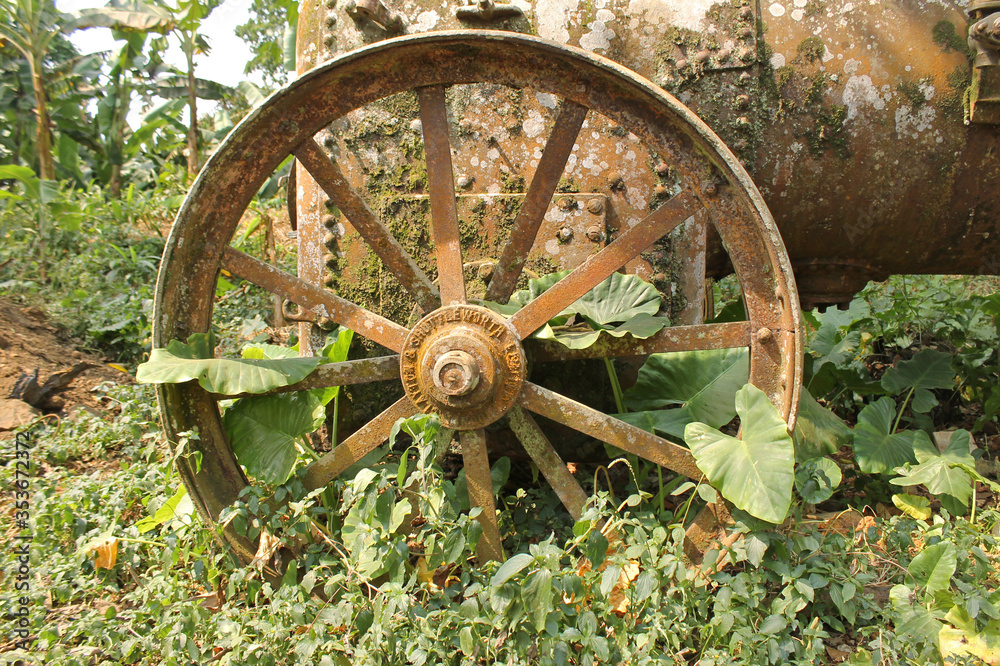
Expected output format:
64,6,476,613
794,457,842,504
562,272,661,325
890,431,974,507
543,314,669,349
908,541,957,596
135,485,193,534
614,407,693,441
793,388,852,462
892,493,932,520
852,397,918,474
626,348,749,427
222,393,325,484
684,384,795,523
137,337,322,395
491,553,534,587
880,348,955,395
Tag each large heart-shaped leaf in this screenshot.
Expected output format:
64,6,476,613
615,406,694,441
907,541,957,597
541,313,670,349
880,348,955,395
137,335,322,395
222,392,325,484
793,388,852,462
852,397,918,474
684,383,795,523
566,272,661,325
625,348,748,427
891,430,974,508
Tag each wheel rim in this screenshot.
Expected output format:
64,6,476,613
152,30,803,565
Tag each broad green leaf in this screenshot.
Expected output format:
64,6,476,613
939,622,1000,664
892,493,932,520
794,457,842,504
626,348,748,427
507,271,570,309
911,388,939,413
793,388,852,462
491,553,534,587
811,327,861,371
242,343,298,359
137,336,322,394
312,328,355,405
908,541,957,596
565,272,661,325
684,384,794,523
891,431,974,507
222,392,325,484
614,407,693,441
852,397,918,474
880,348,955,395
543,314,669,349
135,485,193,534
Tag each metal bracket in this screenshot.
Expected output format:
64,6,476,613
456,0,523,22
345,0,405,34
968,1,1000,123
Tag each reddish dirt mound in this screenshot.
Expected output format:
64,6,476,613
0,298,129,436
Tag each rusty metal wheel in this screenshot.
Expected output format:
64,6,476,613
153,31,803,565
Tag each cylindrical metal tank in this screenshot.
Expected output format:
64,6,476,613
294,0,1000,310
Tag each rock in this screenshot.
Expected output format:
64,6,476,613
0,399,42,430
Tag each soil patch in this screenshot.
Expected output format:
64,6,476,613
0,297,128,437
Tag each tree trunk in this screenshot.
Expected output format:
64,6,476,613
185,40,198,181
28,53,54,181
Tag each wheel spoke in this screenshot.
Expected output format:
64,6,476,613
507,407,588,521
460,429,504,562
486,101,588,302
516,382,703,481
302,396,418,491
526,321,751,363
221,246,409,353
506,191,703,339
417,85,466,306
212,355,400,400
294,139,440,313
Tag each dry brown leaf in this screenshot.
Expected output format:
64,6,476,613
93,538,118,570
825,645,850,662
608,560,641,617
249,528,282,572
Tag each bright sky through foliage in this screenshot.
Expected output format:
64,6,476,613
56,0,260,124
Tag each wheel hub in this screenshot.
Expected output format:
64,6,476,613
400,305,526,430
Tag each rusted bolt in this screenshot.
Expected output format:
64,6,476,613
432,350,481,396
654,184,669,197
557,196,577,211
323,232,338,247
736,116,751,128
702,182,718,197
477,262,494,280
652,272,667,283
457,175,474,189
757,327,773,342
738,25,754,39
586,225,604,242
654,161,670,176
694,50,711,63
737,71,752,86
737,47,755,62
586,197,604,214
716,48,731,62
735,94,750,110
740,5,753,19
557,226,574,242
675,58,688,70
324,253,338,271
607,172,624,189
